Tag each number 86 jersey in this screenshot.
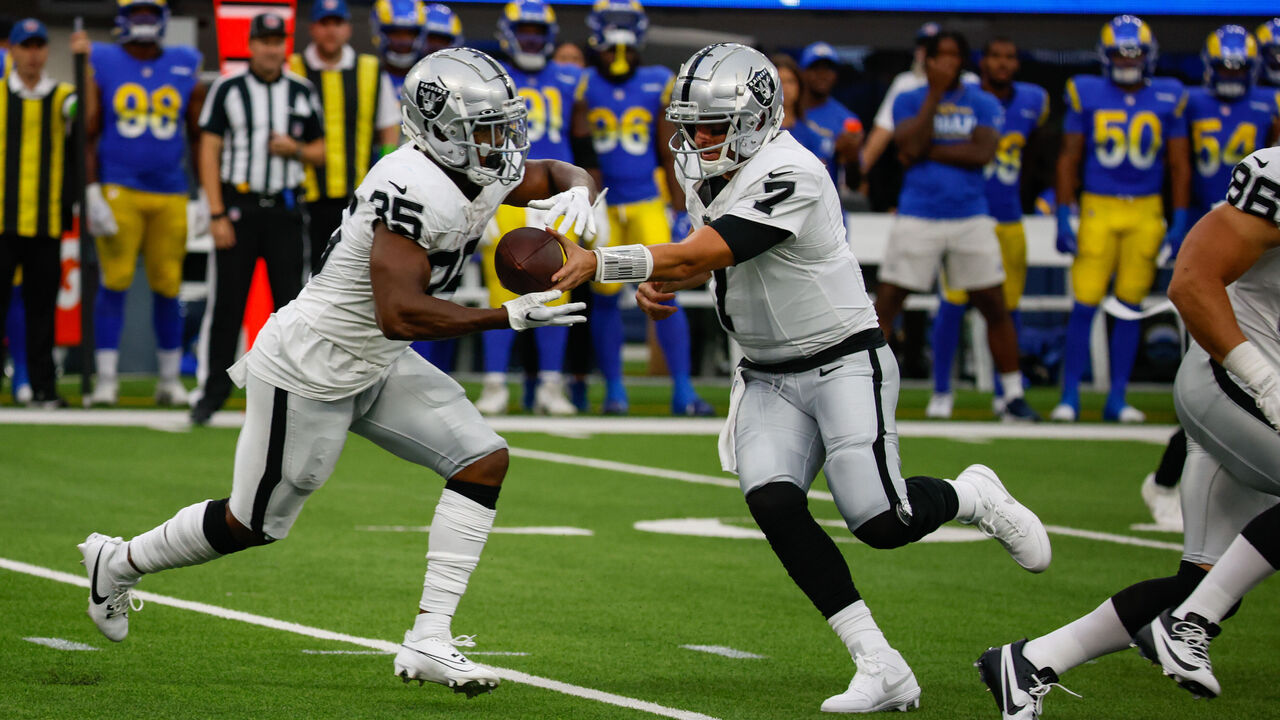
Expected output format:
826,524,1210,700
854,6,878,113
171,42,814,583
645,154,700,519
250,146,515,400
91,42,200,195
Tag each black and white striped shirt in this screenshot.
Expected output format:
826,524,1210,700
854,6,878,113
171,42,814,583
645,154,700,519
199,68,324,195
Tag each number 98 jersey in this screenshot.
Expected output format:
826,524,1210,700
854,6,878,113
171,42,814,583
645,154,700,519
576,65,674,205
91,42,201,195
1063,74,1188,197
255,146,516,399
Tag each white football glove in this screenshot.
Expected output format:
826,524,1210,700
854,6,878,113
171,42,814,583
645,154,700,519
86,182,118,238
527,185,595,240
503,289,587,332
1224,341,1280,431
588,187,610,248
190,188,211,238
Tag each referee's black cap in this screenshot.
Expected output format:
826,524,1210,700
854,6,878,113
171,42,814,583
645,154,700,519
249,12,288,40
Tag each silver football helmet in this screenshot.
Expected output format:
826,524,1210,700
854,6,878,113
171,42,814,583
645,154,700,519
666,43,783,180
401,47,530,186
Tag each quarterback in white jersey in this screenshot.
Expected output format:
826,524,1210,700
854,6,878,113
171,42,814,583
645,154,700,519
977,147,1280,719
552,43,1051,714
76,48,600,698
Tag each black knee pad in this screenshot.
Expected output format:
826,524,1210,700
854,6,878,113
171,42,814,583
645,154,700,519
746,482,808,531
852,510,911,550
203,498,268,553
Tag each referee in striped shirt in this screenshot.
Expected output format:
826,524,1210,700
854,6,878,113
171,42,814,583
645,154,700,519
192,12,324,425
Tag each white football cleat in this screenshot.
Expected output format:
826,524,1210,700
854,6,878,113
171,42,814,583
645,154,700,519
925,392,953,420
1133,610,1221,699
90,378,119,407
534,376,577,416
78,533,141,642
976,639,1079,719
14,383,33,404
1048,403,1076,422
154,378,190,407
394,632,500,697
1113,405,1147,424
956,464,1052,573
475,378,509,416
1141,473,1183,532
991,397,1007,418
821,648,921,713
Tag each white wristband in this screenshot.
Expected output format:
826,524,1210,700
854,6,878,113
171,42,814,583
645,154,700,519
593,244,653,283
1223,341,1274,390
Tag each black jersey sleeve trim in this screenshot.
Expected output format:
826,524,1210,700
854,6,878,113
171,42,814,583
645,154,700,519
709,214,792,265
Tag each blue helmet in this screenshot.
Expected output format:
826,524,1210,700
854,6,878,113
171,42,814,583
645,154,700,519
372,0,426,71
498,0,558,72
424,3,463,54
1098,15,1157,86
114,0,168,44
1203,25,1259,100
1257,19,1280,86
587,0,647,52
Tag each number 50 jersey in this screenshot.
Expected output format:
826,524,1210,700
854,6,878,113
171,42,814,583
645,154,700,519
244,146,516,400
91,42,201,194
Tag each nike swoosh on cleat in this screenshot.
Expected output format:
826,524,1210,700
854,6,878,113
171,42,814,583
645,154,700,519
389,181,408,194
90,546,108,605
1001,652,1025,713
1159,636,1203,673
880,673,912,695
403,644,474,672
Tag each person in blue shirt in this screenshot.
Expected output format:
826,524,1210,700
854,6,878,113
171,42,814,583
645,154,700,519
371,0,437,94
570,0,710,416
1186,25,1280,221
874,30,1039,422
1052,15,1191,424
929,37,1049,420
798,41,863,190
77,0,205,408
1258,19,1280,88
772,53,826,162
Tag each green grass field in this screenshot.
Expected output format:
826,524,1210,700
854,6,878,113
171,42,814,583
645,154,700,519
4,416,1277,719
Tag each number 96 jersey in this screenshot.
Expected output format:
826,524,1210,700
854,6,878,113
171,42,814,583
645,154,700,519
244,146,516,400
91,42,201,195
576,65,674,205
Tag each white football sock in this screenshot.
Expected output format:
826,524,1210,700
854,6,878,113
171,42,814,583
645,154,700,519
1022,599,1130,675
1176,535,1275,624
946,478,981,523
828,600,893,658
1000,371,1025,401
538,370,563,383
414,490,496,640
157,348,183,381
123,500,221,580
96,349,119,381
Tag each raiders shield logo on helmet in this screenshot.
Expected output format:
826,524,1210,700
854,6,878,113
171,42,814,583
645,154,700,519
416,80,449,120
746,68,776,107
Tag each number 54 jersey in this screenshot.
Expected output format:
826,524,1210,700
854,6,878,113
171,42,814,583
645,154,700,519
91,42,200,194
238,146,516,400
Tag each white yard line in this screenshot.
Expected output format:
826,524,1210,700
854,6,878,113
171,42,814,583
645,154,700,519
679,645,766,660
24,637,98,651
0,557,721,720
1043,525,1183,552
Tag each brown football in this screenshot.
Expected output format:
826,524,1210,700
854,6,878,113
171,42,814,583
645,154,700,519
495,226,565,294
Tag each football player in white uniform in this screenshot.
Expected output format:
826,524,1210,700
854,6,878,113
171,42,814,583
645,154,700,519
76,48,598,697
977,146,1280,718
552,43,1052,714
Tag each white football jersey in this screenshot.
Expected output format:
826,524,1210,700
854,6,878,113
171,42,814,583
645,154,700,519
236,145,515,400
680,131,879,364
1225,146,1280,372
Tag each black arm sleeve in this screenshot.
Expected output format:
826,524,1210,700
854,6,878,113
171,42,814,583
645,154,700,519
709,214,792,265
570,134,599,170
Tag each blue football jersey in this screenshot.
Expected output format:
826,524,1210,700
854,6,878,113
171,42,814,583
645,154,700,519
1186,86,1280,216
503,60,581,163
576,65,673,205
984,82,1049,223
1063,75,1188,198
92,42,201,194
893,84,1001,219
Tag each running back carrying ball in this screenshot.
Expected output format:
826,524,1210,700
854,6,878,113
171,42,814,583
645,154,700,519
495,227,566,293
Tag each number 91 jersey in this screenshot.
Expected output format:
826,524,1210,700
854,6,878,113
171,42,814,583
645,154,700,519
505,61,581,162
91,42,201,195
576,65,674,205
1063,74,1187,197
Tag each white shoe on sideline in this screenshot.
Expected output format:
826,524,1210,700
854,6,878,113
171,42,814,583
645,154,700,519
90,378,119,407
1048,403,1076,422
1141,473,1183,532
534,377,577,416
956,464,1052,573
1113,405,1147,424
154,379,190,407
821,648,921,713
475,379,509,416
925,392,953,419
394,632,500,697
78,533,141,642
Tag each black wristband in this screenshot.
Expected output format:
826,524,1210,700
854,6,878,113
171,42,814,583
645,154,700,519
210,211,228,221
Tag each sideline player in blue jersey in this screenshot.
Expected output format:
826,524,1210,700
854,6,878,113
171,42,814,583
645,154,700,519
372,0,439,94
1187,25,1280,221
876,30,1039,422
1052,15,1191,424
929,37,1049,419
473,0,592,416
77,0,205,407
571,0,711,416
797,42,863,190
1258,19,1280,88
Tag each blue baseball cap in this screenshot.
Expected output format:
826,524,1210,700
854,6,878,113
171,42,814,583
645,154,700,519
9,17,48,45
800,41,839,70
311,0,350,22
915,22,940,45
